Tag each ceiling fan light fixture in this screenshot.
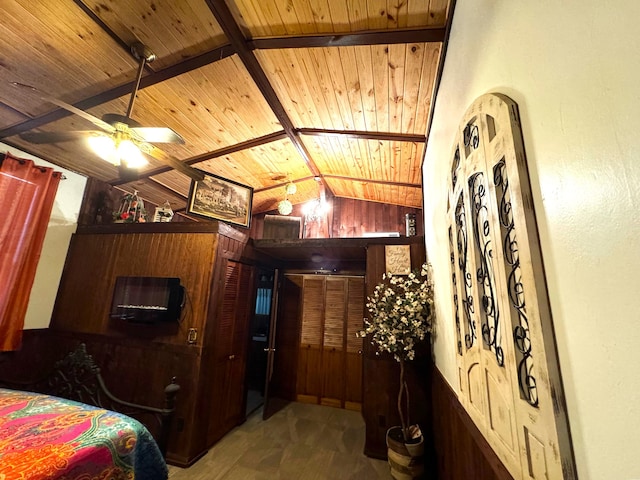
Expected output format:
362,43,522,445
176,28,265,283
118,139,148,168
87,135,119,165
87,136,148,168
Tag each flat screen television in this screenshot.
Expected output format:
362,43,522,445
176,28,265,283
110,276,184,324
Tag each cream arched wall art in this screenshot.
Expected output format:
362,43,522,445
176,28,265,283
446,93,576,479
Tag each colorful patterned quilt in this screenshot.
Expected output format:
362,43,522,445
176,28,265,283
0,388,168,479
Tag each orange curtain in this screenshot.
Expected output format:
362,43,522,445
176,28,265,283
0,153,62,351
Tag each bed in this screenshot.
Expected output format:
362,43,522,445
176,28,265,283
0,344,179,480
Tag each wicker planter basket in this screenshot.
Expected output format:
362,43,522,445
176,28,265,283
386,426,425,480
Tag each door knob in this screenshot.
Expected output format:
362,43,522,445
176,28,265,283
228,354,235,360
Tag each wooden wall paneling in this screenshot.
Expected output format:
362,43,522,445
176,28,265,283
363,241,429,459
51,231,218,345
250,197,423,239
432,368,515,480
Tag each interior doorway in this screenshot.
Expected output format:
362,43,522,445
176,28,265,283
244,268,275,416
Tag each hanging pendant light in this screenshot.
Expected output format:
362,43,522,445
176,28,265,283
277,199,293,215
277,179,296,215
285,182,297,195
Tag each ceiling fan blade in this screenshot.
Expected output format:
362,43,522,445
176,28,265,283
138,142,204,181
130,127,185,144
18,130,100,144
11,82,116,133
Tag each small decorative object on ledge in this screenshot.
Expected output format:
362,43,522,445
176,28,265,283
359,263,435,479
153,201,174,222
405,213,417,237
113,190,147,223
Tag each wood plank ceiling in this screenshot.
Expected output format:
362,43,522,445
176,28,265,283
0,0,451,216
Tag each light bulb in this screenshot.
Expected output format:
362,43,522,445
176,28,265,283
87,136,148,168
88,135,119,165
303,198,320,216
118,140,148,168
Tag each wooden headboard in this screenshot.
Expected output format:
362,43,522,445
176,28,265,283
0,343,179,457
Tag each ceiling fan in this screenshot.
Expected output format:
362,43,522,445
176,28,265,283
13,42,203,181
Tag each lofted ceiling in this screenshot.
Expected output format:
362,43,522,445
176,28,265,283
0,0,452,218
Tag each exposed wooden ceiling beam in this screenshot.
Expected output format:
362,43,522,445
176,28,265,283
204,0,331,196
249,27,446,50
109,131,288,185
147,176,188,200
324,174,421,189
254,176,316,193
73,0,146,69
239,170,423,194
298,128,425,143
108,126,425,186
0,44,235,139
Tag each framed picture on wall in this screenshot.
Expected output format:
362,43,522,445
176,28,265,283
385,245,411,275
186,171,253,228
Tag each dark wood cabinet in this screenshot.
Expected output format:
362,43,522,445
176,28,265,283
38,222,258,466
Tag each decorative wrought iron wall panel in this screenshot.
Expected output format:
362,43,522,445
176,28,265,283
445,93,576,479
448,225,463,356
468,171,504,367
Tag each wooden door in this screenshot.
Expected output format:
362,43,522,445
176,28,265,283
344,277,364,410
263,271,302,420
208,259,254,443
297,277,324,403
296,275,364,410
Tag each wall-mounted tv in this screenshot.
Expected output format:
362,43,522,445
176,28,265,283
110,276,184,324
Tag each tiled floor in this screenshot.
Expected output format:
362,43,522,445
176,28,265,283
168,402,391,479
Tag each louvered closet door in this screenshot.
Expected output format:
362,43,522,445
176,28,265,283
345,277,364,410
297,275,364,409
210,259,254,441
297,277,324,404
321,278,346,407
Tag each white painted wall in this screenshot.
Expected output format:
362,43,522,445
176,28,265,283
423,2,640,479
1,144,86,329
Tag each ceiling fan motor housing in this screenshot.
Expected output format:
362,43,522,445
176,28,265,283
130,42,156,63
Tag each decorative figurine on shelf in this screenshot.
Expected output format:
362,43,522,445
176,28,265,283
113,190,147,223
153,201,174,222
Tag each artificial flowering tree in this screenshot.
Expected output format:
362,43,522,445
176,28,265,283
360,262,435,443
